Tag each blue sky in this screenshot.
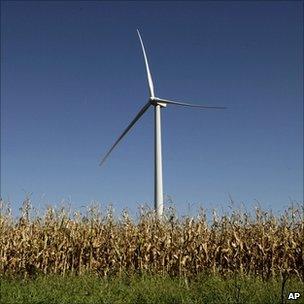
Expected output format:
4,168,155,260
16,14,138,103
1,1,303,217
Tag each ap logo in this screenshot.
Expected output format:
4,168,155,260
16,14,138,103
288,292,301,300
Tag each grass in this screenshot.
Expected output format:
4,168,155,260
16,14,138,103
1,273,303,304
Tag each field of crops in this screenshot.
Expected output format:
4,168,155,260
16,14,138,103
0,199,303,281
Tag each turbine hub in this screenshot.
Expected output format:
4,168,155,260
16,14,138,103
149,97,167,108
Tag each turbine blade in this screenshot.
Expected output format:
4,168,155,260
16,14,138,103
99,102,151,166
137,29,155,98
155,98,226,109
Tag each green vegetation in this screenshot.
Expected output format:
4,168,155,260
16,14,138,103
1,273,303,304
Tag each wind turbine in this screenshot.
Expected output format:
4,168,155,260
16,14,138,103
100,30,226,218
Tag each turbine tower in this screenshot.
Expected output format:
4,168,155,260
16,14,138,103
100,30,226,218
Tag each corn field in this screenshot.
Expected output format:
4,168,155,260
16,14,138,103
0,199,303,280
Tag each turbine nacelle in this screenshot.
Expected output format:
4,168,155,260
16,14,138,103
149,97,167,108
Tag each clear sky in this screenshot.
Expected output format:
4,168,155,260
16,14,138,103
1,1,303,217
